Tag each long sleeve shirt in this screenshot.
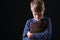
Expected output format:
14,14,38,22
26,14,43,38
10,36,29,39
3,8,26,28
22,17,52,40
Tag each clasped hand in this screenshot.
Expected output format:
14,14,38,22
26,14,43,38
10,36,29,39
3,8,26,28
27,31,33,38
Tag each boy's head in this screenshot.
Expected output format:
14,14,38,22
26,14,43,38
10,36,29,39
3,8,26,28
30,0,45,20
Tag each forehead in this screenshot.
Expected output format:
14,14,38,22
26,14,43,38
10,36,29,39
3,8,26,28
31,4,37,9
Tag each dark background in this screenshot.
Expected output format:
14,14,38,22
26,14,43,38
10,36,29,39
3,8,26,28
1,0,60,40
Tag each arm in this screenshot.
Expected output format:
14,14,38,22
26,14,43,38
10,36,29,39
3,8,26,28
22,20,30,40
32,18,52,40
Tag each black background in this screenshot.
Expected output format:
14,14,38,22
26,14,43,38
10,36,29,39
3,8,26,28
1,0,60,40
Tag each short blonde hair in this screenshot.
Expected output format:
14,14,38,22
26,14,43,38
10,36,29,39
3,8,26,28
30,0,45,12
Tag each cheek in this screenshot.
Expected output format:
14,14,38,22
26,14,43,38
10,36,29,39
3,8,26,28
33,15,38,18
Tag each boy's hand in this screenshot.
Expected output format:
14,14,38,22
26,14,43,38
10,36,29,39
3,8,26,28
27,31,33,38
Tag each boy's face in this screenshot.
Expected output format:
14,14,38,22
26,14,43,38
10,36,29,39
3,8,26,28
31,4,45,19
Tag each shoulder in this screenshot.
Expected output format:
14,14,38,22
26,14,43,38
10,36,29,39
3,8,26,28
44,17,51,21
27,18,33,22
43,17,52,24
41,17,52,23
44,17,51,19
26,18,34,23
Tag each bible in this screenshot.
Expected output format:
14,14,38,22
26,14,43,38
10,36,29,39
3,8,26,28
30,19,47,33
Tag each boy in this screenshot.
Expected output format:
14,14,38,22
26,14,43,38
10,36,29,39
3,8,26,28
22,0,52,40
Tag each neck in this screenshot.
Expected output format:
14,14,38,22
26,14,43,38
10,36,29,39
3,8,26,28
34,16,43,21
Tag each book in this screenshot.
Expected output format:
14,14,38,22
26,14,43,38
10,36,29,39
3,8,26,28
30,19,47,33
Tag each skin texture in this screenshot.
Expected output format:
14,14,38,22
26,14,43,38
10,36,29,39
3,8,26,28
27,31,33,38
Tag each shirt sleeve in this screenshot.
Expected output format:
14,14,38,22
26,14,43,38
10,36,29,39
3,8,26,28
22,20,30,40
32,18,52,40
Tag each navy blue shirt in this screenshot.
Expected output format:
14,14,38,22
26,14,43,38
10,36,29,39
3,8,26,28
22,17,52,40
